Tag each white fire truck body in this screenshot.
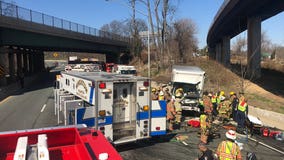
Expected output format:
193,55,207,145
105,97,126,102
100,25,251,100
55,71,166,144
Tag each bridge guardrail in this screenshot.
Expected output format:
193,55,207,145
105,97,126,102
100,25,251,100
0,1,130,43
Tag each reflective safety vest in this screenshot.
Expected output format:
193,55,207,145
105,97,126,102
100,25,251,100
217,141,241,160
158,95,164,100
238,101,247,112
211,95,217,103
217,96,221,104
200,114,207,129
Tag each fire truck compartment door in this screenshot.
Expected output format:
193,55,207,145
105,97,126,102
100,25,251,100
150,100,167,136
64,100,84,125
75,107,96,127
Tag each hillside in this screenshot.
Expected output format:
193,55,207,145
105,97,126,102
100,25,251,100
137,58,284,114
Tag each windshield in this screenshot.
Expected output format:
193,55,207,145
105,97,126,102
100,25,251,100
172,82,200,98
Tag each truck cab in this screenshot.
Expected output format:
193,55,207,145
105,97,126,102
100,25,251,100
171,65,205,113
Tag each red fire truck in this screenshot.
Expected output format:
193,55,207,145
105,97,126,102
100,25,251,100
0,125,122,160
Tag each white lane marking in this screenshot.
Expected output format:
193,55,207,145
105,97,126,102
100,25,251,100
40,104,46,112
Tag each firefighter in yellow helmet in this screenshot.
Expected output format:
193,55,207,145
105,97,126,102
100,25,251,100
229,92,239,121
174,88,183,124
217,95,232,123
167,98,176,131
216,130,242,160
158,90,165,100
151,88,158,100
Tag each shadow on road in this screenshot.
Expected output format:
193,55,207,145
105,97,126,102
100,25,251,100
0,70,60,101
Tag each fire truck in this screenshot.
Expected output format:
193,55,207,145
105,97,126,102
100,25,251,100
0,125,122,160
54,71,166,145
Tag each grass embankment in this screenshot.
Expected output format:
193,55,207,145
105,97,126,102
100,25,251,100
135,58,284,114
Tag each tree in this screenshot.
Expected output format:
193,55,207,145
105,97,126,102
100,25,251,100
172,18,198,63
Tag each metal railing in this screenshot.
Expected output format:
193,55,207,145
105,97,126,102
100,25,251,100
209,0,231,30
0,1,130,43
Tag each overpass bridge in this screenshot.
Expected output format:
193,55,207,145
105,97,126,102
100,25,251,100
0,1,130,85
207,0,284,78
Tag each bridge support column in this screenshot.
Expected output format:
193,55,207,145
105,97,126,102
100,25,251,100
23,51,28,74
247,17,261,79
16,51,23,73
28,52,34,74
8,51,16,83
216,43,222,63
0,47,9,85
222,36,230,67
208,47,216,60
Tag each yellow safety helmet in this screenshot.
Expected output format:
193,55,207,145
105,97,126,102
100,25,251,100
220,91,225,96
176,88,183,93
152,88,156,92
230,91,235,96
175,88,183,97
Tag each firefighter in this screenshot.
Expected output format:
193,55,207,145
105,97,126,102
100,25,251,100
200,111,210,144
158,90,165,100
217,96,232,123
237,95,248,134
229,92,239,121
210,92,218,116
174,88,183,124
151,88,158,100
167,98,176,131
216,130,242,160
202,91,213,122
164,88,172,102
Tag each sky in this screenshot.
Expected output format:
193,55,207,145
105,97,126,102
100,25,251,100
3,0,284,48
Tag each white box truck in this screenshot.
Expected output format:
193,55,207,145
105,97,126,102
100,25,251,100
171,65,205,112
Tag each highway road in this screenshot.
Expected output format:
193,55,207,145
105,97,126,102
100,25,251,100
0,70,283,159
0,72,57,131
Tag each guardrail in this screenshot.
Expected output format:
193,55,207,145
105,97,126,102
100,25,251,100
0,1,130,43
209,0,231,31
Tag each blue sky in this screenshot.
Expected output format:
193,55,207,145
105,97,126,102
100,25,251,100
3,0,284,48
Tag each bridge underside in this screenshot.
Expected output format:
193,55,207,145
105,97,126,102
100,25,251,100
207,0,284,79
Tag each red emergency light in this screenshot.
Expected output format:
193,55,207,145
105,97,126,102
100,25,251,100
99,82,106,89
143,81,149,87
156,127,160,131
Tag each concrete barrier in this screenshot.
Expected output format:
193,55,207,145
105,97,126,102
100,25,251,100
248,105,284,130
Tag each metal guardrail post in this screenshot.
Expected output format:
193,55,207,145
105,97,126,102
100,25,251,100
42,13,44,24
52,16,54,27
30,9,32,22
16,5,18,19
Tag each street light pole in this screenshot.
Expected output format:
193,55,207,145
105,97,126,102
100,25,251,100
147,18,150,78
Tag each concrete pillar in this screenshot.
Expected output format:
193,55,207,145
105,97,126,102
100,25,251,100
208,47,216,60
23,51,28,73
8,52,16,82
222,36,231,67
0,47,9,85
247,17,261,79
39,51,45,71
16,51,23,73
28,53,34,74
216,43,222,63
